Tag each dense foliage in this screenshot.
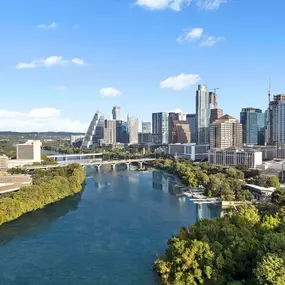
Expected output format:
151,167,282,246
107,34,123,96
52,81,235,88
154,204,285,285
0,163,86,226
0,140,16,158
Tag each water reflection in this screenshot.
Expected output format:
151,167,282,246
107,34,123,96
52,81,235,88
196,203,221,222
0,192,83,245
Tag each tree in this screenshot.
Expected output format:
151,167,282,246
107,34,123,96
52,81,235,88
268,176,280,189
272,188,285,206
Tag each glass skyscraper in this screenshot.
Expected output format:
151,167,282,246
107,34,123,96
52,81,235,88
186,114,196,143
240,108,264,145
196,84,210,144
152,112,168,144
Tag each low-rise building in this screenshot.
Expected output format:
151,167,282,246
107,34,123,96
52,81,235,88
245,184,275,201
0,155,8,170
208,148,262,168
16,140,42,162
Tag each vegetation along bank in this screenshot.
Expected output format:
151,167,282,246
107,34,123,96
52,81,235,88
0,163,86,226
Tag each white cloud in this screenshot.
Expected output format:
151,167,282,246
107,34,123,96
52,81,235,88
135,0,192,11
37,22,58,29
199,36,224,47
16,56,88,69
196,0,227,10
160,73,200,90
177,28,203,43
0,108,87,132
100,87,121,97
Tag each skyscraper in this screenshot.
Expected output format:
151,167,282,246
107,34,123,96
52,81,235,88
127,116,138,144
112,106,121,120
186,114,196,143
168,112,180,143
172,120,191,143
142,121,151,134
210,114,243,149
196,84,210,144
210,108,223,124
116,120,129,143
104,120,116,145
209,92,218,109
152,112,168,144
81,111,105,148
240,108,264,145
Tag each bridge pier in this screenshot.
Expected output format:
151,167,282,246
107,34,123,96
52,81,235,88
111,163,116,171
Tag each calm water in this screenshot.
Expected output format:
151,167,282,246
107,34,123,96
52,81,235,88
0,168,221,285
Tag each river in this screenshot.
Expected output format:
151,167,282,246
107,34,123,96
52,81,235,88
0,167,221,285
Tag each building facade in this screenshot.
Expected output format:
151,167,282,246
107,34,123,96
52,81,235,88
210,108,223,124
142,121,151,134
127,116,139,144
172,121,191,144
209,92,218,109
104,120,116,145
196,84,210,144
240,107,264,145
81,111,105,148
210,114,243,150
16,140,42,162
152,112,168,144
0,155,8,169
138,133,153,144
208,148,262,168
186,114,196,143
112,106,120,120
116,120,129,143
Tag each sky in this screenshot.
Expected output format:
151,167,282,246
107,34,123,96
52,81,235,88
0,0,285,132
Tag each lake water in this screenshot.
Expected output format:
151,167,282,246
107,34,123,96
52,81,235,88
0,167,221,285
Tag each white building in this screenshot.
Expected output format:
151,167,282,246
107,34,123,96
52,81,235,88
208,148,262,168
168,143,210,161
16,140,42,162
127,116,138,144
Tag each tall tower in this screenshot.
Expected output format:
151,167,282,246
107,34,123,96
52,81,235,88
112,106,121,120
196,84,210,144
152,112,168,144
127,116,139,144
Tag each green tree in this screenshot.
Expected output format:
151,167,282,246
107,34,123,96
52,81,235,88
268,176,280,189
272,188,285,206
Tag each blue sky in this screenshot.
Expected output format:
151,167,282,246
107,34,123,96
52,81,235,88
0,0,284,132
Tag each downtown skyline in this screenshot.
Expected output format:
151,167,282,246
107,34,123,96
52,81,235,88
1,0,285,132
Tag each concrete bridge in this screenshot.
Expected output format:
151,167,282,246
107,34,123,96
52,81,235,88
24,158,156,171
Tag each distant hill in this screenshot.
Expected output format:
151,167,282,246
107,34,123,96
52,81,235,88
0,131,85,137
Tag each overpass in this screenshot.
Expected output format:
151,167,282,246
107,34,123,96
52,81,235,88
24,158,156,171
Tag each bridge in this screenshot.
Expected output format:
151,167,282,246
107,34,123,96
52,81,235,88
24,158,156,171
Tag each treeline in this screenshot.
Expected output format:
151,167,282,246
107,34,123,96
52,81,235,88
153,158,280,201
154,204,285,285
0,163,86,226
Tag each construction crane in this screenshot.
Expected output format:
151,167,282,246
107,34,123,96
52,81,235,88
209,88,220,94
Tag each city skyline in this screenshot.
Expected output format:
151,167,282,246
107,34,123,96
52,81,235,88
1,0,285,131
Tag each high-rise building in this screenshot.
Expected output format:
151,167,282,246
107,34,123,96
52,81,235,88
127,116,138,144
240,108,265,145
168,112,180,143
172,120,191,143
186,114,196,143
16,140,42,162
210,114,243,149
196,84,211,144
116,120,129,143
81,111,105,148
104,120,116,145
209,92,218,109
210,108,223,124
152,112,168,144
268,95,285,149
112,106,121,120
138,132,153,144
142,121,151,134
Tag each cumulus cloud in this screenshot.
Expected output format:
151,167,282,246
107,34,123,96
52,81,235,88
177,28,203,43
100,87,121,97
16,56,88,69
37,22,58,29
196,0,227,10
199,36,224,47
0,108,88,132
135,0,192,11
160,73,200,90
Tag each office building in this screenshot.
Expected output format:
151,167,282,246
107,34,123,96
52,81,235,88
208,148,262,169
104,120,116,145
0,155,8,169
172,120,191,143
138,132,153,144
168,143,210,161
112,106,120,120
127,116,138,144
210,114,243,149
70,135,85,146
209,92,218,109
196,84,210,144
210,108,223,124
116,120,129,143
186,114,196,143
152,112,168,144
268,95,285,149
168,112,180,143
240,108,265,145
16,140,42,162
142,121,151,134
81,111,105,148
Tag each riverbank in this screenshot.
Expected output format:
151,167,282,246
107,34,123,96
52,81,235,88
0,163,86,226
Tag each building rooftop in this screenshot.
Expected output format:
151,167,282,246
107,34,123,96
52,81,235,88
212,114,237,125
